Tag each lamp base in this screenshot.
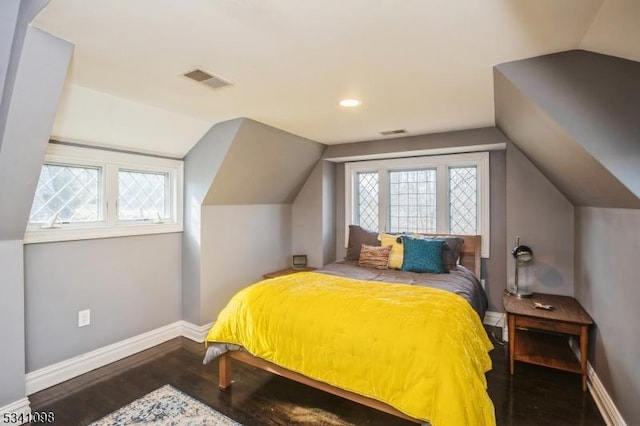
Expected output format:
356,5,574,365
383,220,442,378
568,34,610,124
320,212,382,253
507,288,533,298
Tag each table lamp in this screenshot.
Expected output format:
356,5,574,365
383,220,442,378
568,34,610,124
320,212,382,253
509,236,533,298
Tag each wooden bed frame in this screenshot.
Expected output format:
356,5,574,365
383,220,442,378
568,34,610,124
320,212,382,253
217,234,482,425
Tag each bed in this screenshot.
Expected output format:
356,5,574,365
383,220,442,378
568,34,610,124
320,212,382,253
204,233,494,425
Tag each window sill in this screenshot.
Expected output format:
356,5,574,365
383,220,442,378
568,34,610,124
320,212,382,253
23,223,183,244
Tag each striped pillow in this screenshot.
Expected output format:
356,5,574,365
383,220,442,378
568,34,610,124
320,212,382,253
358,244,393,269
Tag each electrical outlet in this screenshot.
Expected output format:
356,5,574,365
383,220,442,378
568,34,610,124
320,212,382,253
78,309,91,327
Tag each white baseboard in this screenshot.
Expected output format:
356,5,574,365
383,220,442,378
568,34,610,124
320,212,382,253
587,362,626,426
483,310,508,342
568,340,626,426
25,320,213,395
180,320,213,343
483,310,505,328
25,320,212,395
0,398,30,425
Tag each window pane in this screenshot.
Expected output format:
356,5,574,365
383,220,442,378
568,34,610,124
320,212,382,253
449,166,477,234
356,172,379,231
29,164,100,224
118,170,168,221
388,169,436,233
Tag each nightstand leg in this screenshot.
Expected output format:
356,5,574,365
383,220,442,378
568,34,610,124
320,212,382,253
580,325,588,391
508,313,515,375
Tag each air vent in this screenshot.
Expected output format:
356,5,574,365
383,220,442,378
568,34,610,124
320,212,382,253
380,129,407,136
183,69,231,89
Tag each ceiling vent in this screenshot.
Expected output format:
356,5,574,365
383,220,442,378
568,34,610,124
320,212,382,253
183,69,231,89
380,129,407,136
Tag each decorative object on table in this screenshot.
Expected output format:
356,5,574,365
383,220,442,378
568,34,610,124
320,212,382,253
533,302,554,310
508,236,534,298
292,254,308,270
90,384,241,425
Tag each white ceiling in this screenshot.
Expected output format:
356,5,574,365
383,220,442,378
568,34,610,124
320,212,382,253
30,0,637,156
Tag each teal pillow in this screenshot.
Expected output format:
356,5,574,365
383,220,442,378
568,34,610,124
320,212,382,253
401,236,446,274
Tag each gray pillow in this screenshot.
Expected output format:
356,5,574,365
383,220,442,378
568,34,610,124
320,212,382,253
346,225,380,260
431,236,464,272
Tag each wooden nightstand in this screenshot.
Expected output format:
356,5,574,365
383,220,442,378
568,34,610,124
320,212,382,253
262,267,316,279
503,292,593,391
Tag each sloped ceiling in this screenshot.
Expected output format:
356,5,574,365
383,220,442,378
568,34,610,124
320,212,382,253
204,118,325,205
580,0,640,62
29,0,616,156
495,50,640,208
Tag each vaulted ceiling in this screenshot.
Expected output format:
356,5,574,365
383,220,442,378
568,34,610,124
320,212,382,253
31,0,640,157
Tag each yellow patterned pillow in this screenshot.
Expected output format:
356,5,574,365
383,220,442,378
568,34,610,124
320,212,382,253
380,233,404,269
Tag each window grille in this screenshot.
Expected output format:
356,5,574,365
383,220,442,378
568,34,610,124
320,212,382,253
118,170,168,221
388,169,437,233
356,172,379,231
29,164,100,224
449,166,477,235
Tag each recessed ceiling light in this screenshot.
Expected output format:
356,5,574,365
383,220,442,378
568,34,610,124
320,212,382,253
338,99,361,107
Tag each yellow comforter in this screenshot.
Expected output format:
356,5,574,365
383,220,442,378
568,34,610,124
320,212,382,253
206,272,495,425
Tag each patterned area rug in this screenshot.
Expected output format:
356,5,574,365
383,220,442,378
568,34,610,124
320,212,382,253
90,385,242,425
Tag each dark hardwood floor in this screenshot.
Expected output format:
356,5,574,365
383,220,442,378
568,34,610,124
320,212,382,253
29,328,604,425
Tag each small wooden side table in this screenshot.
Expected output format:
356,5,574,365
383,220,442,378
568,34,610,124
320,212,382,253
503,292,593,391
262,267,316,279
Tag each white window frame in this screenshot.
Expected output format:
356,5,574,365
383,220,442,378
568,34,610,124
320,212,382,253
24,144,183,244
345,152,490,257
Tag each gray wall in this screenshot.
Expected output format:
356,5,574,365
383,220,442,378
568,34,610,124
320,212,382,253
292,161,324,267
200,204,292,322
484,150,507,311
0,1,72,408
24,234,182,371
328,127,509,312
506,142,574,296
292,160,336,268
575,207,640,425
322,161,336,265
0,241,26,406
324,127,507,161
182,119,241,324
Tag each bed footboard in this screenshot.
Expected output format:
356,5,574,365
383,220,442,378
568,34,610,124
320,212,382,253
217,350,423,424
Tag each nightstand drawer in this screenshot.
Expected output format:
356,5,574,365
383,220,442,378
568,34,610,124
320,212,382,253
515,316,581,335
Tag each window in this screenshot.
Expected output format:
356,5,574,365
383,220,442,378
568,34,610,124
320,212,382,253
29,164,101,224
345,152,490,257
118,170,169,221
24,144,183,243
355,171,379,231
388,169,437,233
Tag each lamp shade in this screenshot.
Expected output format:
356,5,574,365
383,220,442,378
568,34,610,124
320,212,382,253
512,245,533,265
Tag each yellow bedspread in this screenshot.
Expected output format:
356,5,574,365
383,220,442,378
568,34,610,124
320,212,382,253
206,272,495,425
